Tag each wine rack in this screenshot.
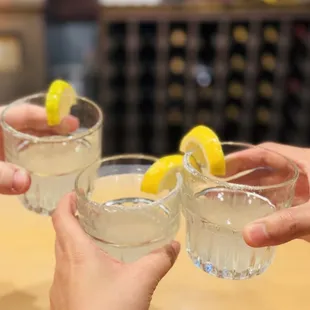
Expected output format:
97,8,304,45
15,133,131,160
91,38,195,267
99,2,310,155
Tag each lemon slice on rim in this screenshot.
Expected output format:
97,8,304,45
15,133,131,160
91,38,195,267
141,155,199,194
45,79,77,126
140,155,183,194
179,125,226,176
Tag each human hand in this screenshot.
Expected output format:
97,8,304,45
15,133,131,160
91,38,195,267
0,103,79,195
224,142,308,206
240,142,310,247
50,193,180,310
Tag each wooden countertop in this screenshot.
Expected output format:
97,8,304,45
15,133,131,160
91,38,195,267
0,194,310,310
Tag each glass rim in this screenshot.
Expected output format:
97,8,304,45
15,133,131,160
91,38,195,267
0,92,104,144
183,141,299,191
75,153,183,211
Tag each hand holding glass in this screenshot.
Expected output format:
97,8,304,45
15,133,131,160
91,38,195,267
75,154,182,263
182,142,298,280
0,94,103,215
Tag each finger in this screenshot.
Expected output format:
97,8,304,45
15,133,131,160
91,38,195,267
3,103,79,135
0,162,30,194
225,145,283,174
300,235,310,242
55,239,62,257
133,241,180,287
52,193,93,253
243,204,310,247
54,239,65,265
224,143,308,206
260,142,310,205
22,129,71,137
225,166,285,187
225,146,294,183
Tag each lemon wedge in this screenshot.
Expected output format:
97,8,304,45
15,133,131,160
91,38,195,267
140,155,183,194
179,125,226,176
45,79,77,126
141,154,200,194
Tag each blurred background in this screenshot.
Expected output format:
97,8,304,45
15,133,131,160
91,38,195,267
0,0,309,156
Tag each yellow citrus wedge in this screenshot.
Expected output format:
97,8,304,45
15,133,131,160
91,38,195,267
45,79,77,126
141,155,200,194
179,125,226,176
140,155,183,194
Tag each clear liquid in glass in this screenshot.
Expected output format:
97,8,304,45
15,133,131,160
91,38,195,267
80,173,180,263
10,138,99,215
185,189,276,280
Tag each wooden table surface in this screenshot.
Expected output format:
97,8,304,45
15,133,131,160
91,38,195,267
0,194,309,310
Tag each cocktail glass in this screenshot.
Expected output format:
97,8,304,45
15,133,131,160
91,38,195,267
182,142,299,280
75,154,182,263
0,93,103,215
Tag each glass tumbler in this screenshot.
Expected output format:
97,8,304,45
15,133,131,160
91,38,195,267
182,142,299,280
75,154,182,263
0,93,103,215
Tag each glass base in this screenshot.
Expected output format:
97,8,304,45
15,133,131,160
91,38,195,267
188,251,271,280
19,197,53,216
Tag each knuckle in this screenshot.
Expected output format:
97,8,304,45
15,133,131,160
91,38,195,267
161,244,178,267
0,163,14,188
0,167,6,182
259,142,278,150
51,208,62,230
0,163,8,179
277,210,299,238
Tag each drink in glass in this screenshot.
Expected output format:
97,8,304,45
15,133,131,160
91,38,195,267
0,93,103,215
182,142,298,280
75,154,182,263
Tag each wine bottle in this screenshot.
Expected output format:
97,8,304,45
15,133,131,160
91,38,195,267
170,29,187,47
228,82,244,99
169,57,185,75
256,107,271,125
233,26,248,44
259,81,273,99
225,104,240,121
168,83,184,99
263,26,279,44
230,54,246,72
261,53,276,71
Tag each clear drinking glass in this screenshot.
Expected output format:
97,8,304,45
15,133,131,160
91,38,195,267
0,93,103,215
75,154,182,263
182,142,299,280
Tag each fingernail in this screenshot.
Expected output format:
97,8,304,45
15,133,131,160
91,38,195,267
13,169,30,192
245,222,268,246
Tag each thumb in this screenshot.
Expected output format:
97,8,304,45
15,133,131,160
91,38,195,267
133,241,180,287
0,161,30,195
52,193,93,248
52,192,104,264
243,204,310,247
